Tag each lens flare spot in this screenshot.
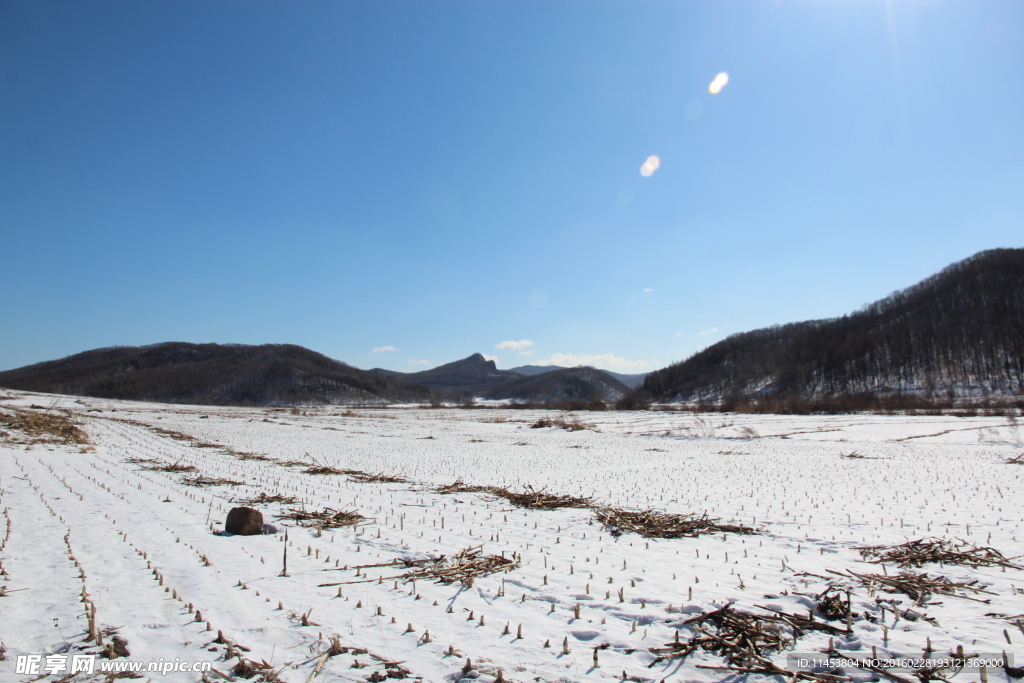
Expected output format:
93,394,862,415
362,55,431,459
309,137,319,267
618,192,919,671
708,72,729,95
639,155,661,177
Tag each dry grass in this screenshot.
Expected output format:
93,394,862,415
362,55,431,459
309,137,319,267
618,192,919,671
595,507,760,538
856,537,1021,569
0,407,90,445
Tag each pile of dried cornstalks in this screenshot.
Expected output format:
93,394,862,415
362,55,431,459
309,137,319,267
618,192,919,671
144,460,197,473
596,507,759,538
837,568,994,604
0,407,91,446
181,475,243,488
275,507,366,530
347,471,408,484
857,538,1020,569
435,480,592,509
319,545,518,588
239,492,298,505
650,602,845,680
404,545,517,585
302,465,408,484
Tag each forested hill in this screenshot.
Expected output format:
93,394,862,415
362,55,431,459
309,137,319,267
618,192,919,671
0,343,432,406
481,366,630,403
643,248,1024,402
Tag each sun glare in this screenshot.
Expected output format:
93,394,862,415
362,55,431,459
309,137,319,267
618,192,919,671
708,71,729,95
640,155,661,177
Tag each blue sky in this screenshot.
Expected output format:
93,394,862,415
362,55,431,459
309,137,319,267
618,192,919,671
1,0,1022,373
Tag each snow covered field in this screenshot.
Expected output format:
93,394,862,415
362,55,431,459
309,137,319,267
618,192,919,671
1,390,1022,683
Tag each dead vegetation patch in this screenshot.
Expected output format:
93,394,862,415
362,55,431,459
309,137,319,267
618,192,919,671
276,459,312,467
235,452,272,461
0,407,91,446
856,537,1021,569
321,545,517,588
650,601,845,678
839,569,995,604
596,507,759,538
276,507,366,530
530,413,596,432
105,416,264,458
144,459,197,473
182,475,244,488
435,480,592,509
232,657,282,681
349,472,408,484
1006,453,1024,464
302,465,408,484
239,492,298,505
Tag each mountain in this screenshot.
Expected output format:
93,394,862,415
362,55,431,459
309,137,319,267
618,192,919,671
482,366,629,403
642,248,1024,403
0,342,432,406
372,353,521,396
508,364,648,389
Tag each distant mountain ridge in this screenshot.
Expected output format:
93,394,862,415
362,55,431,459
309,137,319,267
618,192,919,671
372,353,520,395
372,354,629,402
642,248,1024,402
0,343,431,406
508,364,648,388
482,367,630,403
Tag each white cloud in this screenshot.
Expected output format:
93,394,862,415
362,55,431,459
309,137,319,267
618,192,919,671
407,359,430,366
699,328,720,335
372,345,397,353
496,339,534,351
535,352,652,372
481,354,499,363
643,288,654,293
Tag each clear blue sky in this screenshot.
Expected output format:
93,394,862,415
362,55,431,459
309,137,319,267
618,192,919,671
2,0,1022,373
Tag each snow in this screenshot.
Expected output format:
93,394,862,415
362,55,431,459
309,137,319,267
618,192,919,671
1,390,1022,682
